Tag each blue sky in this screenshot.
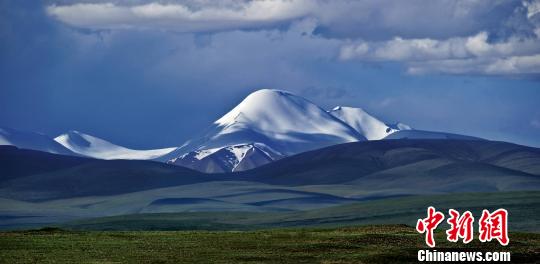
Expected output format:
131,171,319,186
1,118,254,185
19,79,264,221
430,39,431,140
1,0,539,148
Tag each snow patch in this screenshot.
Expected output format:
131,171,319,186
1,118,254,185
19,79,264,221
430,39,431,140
329,106,408,140
0,127,75,155
55,130,176,160
170,142,283,173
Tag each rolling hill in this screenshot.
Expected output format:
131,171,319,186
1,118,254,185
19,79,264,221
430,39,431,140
2,139,539,201
0,146,219,201
239,139,540,186
1,139,539,229
61,191,540,232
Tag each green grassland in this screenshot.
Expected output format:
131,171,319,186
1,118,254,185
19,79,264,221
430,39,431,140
1,191,538,263
1,225,538,263
63,191,540,232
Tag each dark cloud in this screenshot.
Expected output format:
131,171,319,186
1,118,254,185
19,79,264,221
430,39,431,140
44,0,540,76
45,0,528,40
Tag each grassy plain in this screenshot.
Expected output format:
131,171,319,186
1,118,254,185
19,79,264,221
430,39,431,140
1,225,539,263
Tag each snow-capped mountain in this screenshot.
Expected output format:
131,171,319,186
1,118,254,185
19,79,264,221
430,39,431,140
1,89,483,173
168,89,366,171
167,89,485,173
170,143,283,173
55,130,176,160
0,127,75,155
328,106,411,140
326,106,482,141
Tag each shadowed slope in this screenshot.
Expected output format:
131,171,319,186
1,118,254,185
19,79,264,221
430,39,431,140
1,140,539,202
238,139,540,186
0,146,220,201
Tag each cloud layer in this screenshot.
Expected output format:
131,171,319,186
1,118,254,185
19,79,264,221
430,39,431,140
340,32,540,75
46,0,540,76
47,1,315,32
46,0,525,39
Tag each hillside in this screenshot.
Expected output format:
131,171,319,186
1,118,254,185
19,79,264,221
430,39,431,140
1,139,539,229
240,139,540,186
61,191,540,232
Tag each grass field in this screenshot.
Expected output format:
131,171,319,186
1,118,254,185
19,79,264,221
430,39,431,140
2,192,539,263
62,191,540,232
0,225,538,263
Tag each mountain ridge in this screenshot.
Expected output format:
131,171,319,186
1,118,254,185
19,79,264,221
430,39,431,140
168,89,372,172
328,105,411,140
55,130,177,160
1,139,539,228
0,89,487,172
0,127,76,156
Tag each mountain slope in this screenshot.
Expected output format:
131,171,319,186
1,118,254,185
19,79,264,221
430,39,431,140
0,139,540,228
1,90,485,173
170,143,283,173
0,127,75,156
1,140,539,227
328,106,411,140
61,191,540,232
168,89,366,171
239,139,540,187
2,139,538,201
327,106,480,143
0,146,88,183
0,146,219,201
55,130,176,160
384,129,482,140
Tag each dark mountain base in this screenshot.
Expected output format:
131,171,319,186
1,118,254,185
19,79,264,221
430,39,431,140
1,139,539,230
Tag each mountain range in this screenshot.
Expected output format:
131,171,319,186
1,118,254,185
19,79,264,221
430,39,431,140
0,89,482,173
1,139,539,229
1,89,538,229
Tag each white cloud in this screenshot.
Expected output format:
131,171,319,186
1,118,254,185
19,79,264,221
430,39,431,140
339,42,369,59
47,1,316,32
340,31,540,75
486,54,540,74
405,55,540,75
373,37,468,61
47,0,520,39
341,32,540,61
46,0,540,76
524,0,540,19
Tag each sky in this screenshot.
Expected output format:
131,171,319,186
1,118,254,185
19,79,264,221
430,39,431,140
1,0,539,148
